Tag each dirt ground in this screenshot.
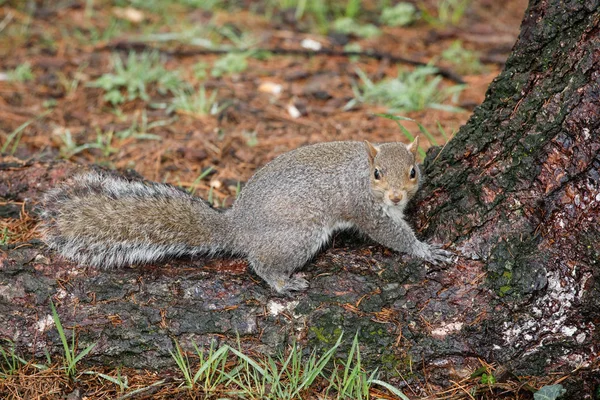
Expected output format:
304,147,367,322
0,0,528,207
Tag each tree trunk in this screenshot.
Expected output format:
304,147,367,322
1,0,599,397
412,0,600,394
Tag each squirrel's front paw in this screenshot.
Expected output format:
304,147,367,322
415,242,453,265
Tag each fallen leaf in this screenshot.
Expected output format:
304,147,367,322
112,7,145,23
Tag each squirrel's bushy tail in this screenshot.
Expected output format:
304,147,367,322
41,171,232,268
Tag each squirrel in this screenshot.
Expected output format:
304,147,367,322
41,137,452,295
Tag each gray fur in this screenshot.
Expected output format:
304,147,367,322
42,172,231,268
41,141,451,295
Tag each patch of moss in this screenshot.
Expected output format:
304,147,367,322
310,326,343,345
499,285,512,297
487,233,549,301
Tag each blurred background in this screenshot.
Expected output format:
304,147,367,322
0,0,527,206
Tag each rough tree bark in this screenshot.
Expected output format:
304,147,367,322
411,0,600,394
0,0,599,397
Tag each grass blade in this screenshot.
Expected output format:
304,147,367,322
192,344,229,384
227,346,267,377
370,379,411,400
49,300,73,367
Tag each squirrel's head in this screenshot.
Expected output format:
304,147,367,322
365,137,421,210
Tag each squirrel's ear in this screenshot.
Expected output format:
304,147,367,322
407,136,419,157
364,140,379,165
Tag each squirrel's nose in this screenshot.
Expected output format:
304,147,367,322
390,192,403,204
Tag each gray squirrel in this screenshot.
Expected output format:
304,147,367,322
42,138,452,294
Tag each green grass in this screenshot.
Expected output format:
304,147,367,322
348,66,465,113
5,62,34,82
50,300,97,379
88,51,183,105
0,227,12,246
332,17,380,38
114,110,170,140
84,368,130,392
343,42,363,61
377,113,457,162
2,296,410,399
55,62,89,98
344,0,362,19
168,86,230,117
71,17,130,45
272,0,329,32
0,342,47,377
175,0,228,10
421,0,472,27
187,166,216,195
138,22,258,50
111,0,229,13
169,340,229,391
243,130,259,147
1,119,34,155
58,112,167,160
58,129,113,159
168,333,409,399
2,323,558,398
319,333,376,399
193,61,209,80
380,2,418,27
267,0,372,34
1,110,51,155
216,25,259,50
138,25,215,47
211,52,250,77
0,341,21,377
441,40,485,75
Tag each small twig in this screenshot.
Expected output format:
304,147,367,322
449,379,477,400
115,378,169,400
0,11,14,34
101,40,465,84
431,128,458,165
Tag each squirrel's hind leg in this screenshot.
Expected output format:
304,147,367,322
249,258,309,295
242,224,332,294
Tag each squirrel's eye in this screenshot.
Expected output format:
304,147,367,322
410,167,416,179
374,168,382,180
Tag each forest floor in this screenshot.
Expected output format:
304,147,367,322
0,0,540,398
1,0,527,207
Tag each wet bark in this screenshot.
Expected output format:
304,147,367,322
1,0,599,397
412,0,600,395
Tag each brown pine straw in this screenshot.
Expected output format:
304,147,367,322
0,201,38,245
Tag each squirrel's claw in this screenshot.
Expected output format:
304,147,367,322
417,242,453,264
278,274,309,296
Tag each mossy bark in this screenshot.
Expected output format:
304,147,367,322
411,0,600,394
